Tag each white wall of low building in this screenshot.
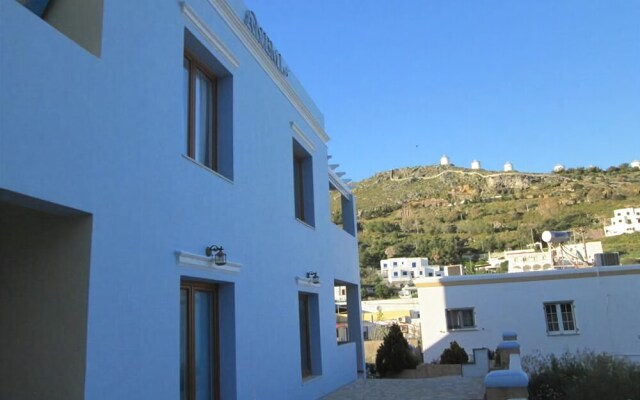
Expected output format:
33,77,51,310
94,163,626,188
416,266,640,363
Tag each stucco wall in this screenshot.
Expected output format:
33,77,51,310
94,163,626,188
0,1,361,399
417,267,640,364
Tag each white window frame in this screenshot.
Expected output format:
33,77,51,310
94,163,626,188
445,308,475,331
544,301,578,335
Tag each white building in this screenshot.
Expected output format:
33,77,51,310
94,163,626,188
471,160,481,170
380,258,464,283
416,266,640,363
631,160,640,169
1,1,363,399
440,155,450,166
604,207,640,237
506,241,604,273
553,164,565,173
381,257,431,283
503,162,513,172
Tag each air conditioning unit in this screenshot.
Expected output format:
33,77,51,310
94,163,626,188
594,252,620,267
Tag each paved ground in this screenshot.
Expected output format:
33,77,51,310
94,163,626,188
322,376,485,400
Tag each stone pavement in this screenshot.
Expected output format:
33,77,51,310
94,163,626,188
322,376,485,400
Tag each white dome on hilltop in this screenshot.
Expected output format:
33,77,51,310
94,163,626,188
440,155,450,166
471,160,481,170
553,164,565,172
503,162,513,172
631,160,640,169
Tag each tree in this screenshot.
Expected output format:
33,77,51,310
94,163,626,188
374,282,394,299
439,341,469,364
375,324,419,376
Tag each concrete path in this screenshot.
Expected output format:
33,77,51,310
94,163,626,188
322,376,485,400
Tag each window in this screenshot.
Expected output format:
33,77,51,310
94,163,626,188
382,263,387,269
412,262,417,268
293,139,314,226
334,282,358,345
181,281,219,400
393,262,397,267
446,308,475,330
544,302,577,334
402,271,408,276
183,30,233,179
184,54,218,170
298,293,321,378
393,272,398,277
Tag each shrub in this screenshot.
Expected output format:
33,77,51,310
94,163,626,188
375,324,419,376
439,341,469,364
523,350,640,400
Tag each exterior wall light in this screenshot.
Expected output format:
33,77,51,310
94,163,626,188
306,271,320,284
205,245,227,266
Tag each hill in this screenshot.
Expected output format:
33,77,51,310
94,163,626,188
342,164,640,273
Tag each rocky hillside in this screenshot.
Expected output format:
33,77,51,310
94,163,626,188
344,164,640,271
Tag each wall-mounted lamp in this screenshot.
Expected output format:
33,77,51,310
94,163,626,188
306,271,320,284
205,245,227,266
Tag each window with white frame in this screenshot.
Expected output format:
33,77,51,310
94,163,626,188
445,308,475,330
544,301,577,334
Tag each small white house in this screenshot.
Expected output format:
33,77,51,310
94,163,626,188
631,160,640,169
553,164,565,173
503,162,513,172
604,207,640,237
471,160,481,170
380,257,431,283
416,266,640,363
440,155,450,166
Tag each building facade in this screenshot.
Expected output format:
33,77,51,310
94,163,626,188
506,241,604,273
380,257,432,283
604,207,640,237
0,1,363,399
416,266,640,364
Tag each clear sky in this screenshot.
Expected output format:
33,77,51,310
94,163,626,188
244,0,640,182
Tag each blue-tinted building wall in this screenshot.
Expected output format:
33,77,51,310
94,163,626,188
0,1,362,398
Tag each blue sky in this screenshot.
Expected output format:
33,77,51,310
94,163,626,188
244,0,640,182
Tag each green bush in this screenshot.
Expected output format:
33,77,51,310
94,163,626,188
375,324,419,376
523,350,640,400
439,341,469,364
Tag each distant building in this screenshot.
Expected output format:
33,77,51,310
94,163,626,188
503,162,513,172
380,258,463,284
505,241,604,273
553,164,565,172
471,160,481,170
416,266,640,363
440,155,450,166
381,258,431,283
631,160,640,169
604,207,640,237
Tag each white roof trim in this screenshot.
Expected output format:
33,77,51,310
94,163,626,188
329,169,352,197
206,0,330,143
